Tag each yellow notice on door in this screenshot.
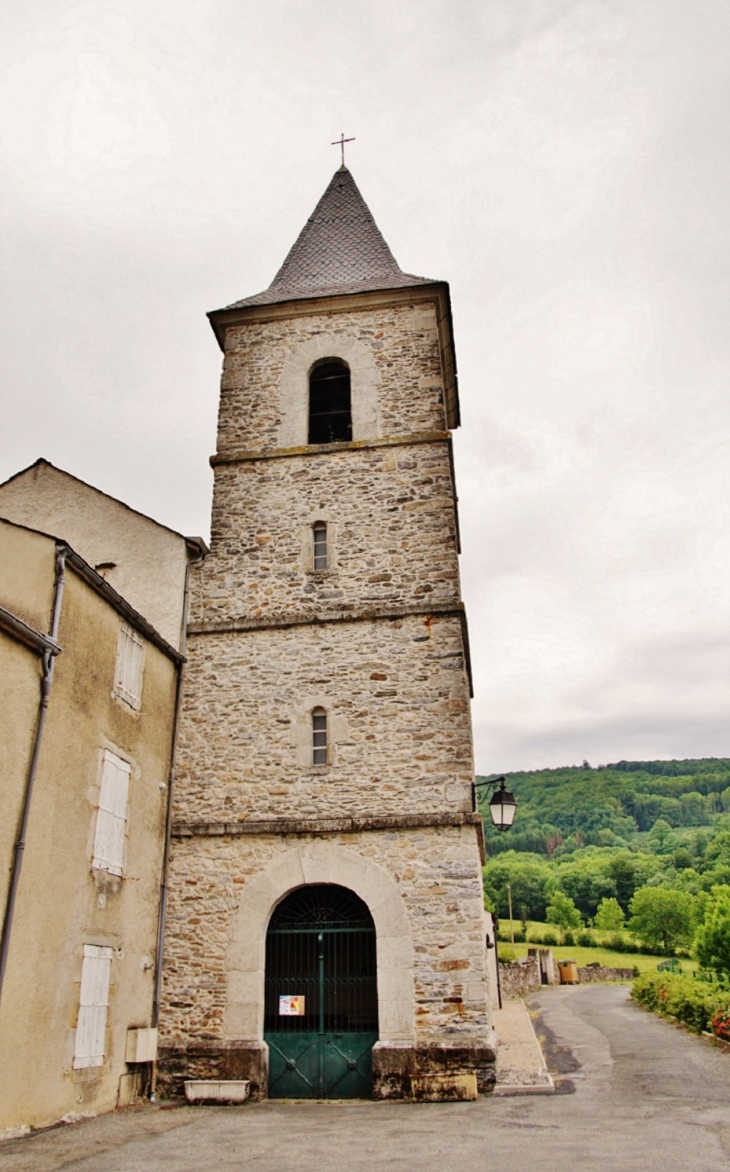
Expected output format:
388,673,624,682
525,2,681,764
279,994,306,1016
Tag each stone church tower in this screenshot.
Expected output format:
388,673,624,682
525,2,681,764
159,166,496,1101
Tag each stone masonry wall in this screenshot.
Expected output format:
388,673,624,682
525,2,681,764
498,956,541,999
577,965,635,983
173,611,473,824
194,439,460,628
216,303,446,456
162,280,494,1100
160,825,491,1049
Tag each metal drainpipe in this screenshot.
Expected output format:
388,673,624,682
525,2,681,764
0,545,67,1005
150,547,203,1098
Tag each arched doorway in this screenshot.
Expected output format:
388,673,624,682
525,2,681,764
264,884,378,1098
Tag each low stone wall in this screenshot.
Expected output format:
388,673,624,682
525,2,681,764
498,954,541,999
498,955,634,997
577,965,634,983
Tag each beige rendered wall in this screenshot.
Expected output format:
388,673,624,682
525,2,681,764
0,462,189,649
0,558,178,1134
0,632,42,916
0,517,56,631
0,520,56,917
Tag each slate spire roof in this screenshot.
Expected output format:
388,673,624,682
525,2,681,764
222,166,437,310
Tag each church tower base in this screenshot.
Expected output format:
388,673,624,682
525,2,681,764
156,1039,497,1103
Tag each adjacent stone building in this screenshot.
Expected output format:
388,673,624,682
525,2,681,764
159,166,496,1101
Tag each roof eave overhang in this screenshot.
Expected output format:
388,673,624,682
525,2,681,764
207,281,460,430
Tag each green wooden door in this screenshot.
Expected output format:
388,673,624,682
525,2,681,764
264,886,378,1099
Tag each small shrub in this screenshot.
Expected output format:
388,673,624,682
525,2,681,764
631,970,666,1010
711,1008,730,1042
604,932,636,954
577,929,595,948
537,929,558,946
663,978,718,1032
632,970,728,1034
563,929,575,946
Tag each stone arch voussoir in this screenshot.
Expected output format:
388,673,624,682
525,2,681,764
224,841,414,1044
278,334,380,448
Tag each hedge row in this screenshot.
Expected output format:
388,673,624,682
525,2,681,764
632,971,730,1035
497,927,661,953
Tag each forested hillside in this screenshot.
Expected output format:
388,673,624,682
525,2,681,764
477,759,730,927
479,759,730,854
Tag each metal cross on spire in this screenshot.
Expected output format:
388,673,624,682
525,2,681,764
331,132,355,168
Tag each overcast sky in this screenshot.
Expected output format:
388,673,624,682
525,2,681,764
1,0,728,774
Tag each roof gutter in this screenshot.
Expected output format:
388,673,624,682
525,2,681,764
63,546,184,665
0,605,62,657
0,546,67,1004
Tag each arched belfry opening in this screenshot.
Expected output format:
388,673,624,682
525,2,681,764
308,360,352,444
263,884,378,1098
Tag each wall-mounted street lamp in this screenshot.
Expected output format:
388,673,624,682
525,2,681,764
473,775,518,833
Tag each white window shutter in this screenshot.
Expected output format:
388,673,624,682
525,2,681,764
105,755,131,819
92,751,130,876
114,624,144,708
74,946,112,1068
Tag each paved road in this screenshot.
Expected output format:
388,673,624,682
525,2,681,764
2,985,729,1171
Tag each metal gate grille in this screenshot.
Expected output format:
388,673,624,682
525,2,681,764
264,885,378,1098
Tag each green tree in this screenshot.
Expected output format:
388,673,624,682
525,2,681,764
546,890,582,930
647,819,678,855
482,852,554,921
631,794,681,831
694,886,730,975
667,867,703,896
628,887,695,952
606,850,653,910
701,864,730,891
672,847,694,871
704,831,730,870
594,897,625,931
552,858,616,920
680,791,710,826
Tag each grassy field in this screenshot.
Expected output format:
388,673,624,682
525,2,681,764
496,941,697,974
495,922,696,974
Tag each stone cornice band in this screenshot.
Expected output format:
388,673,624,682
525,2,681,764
172,810,486,864
187,601,473,697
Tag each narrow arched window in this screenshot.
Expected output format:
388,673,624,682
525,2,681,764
309,361,352,444
312,707,327,765
313,522,327,570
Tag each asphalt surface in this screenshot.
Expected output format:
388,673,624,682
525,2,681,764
2,984,729,1171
